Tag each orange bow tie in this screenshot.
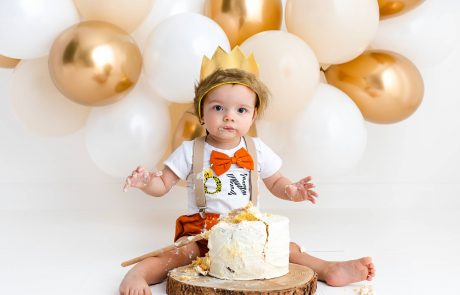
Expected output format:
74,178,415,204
210,148,254,176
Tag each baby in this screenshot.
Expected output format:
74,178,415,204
120,47,375,295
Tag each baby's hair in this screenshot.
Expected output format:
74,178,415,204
194,68,269,120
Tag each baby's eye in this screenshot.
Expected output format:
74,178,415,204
213,105,223,111
238,107,248,114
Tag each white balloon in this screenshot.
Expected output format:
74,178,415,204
0,0,79,59
256,119,289,154
371,1,458,68
132,0,205,49
85,81,170,178
285,83,367,178
285,0,379,64
143,13,230,103
240,31,320,122
10,57,90,136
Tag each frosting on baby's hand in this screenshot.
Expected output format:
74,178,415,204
123,168,163,192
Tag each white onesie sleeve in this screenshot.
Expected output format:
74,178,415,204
254,137,282,179
163,140,193,180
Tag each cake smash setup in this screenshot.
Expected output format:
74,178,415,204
120,46,318,294
123,203,317,294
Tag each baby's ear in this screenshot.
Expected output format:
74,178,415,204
252,108,258,121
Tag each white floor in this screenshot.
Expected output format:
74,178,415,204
1,203,458,295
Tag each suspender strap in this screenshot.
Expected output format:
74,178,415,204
243,136,259,207
192,136,206,218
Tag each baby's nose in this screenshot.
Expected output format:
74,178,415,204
224,112,235,121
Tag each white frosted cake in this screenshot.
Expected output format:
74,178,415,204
202,203,290,280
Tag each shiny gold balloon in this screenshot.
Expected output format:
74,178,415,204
325,50,424,124
172,107,205,150
0,55,20,68
49,21,142,106
204,0,282,48
378,0,424,20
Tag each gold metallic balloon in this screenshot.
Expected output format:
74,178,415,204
204,0,282,48
378,0,424,20
49,21,142,106
172,106,205,150
171,105,258,150
0,55,20,68
324,50,424,124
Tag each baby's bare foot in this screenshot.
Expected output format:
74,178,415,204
323,257,375,287
119,273,152,295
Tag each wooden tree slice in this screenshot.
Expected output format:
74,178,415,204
166,263,317,295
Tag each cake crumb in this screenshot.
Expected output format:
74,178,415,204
354,285,375,295
191,253,210,276
222,202,260,224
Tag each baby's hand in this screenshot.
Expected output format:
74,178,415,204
123,166,163,192
285,176,318,204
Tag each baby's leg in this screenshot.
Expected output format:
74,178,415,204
289,243,375,287
119,239,201,295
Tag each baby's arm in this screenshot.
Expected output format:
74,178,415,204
124,166,179,197
263,171,318,204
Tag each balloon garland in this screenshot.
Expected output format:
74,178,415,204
0,0,453,177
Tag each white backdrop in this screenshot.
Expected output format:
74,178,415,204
1,2,460,213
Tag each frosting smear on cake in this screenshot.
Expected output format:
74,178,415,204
197,203,290,280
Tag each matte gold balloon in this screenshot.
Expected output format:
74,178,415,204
378,0,424,19
0,55,20,68
325,50,424,124
49,21,142,106
204,0,282,48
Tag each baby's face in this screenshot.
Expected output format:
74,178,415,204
201,84,257,145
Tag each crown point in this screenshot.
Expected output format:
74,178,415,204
199,46,259,80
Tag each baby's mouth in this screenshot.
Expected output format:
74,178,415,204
219,126,236,133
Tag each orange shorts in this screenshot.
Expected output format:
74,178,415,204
174,212,220,257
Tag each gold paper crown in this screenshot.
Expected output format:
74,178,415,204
200,46,259,80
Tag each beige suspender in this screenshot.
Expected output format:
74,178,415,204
192,136,207,218
243,135,259,207
192,136,259,218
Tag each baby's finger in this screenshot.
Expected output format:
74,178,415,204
310,191,319,198
142,171,150,183
135,166,145,173
123,181,130,192
300,176,312,183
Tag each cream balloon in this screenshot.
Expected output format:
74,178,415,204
74,0,154,33
0,0,79,59
132,0,205,49
10,57,90,137
285,83,367,178
285,0,379,64
143,13,230,103
240,31,319,121
85,81,170,178
372,1,457,67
